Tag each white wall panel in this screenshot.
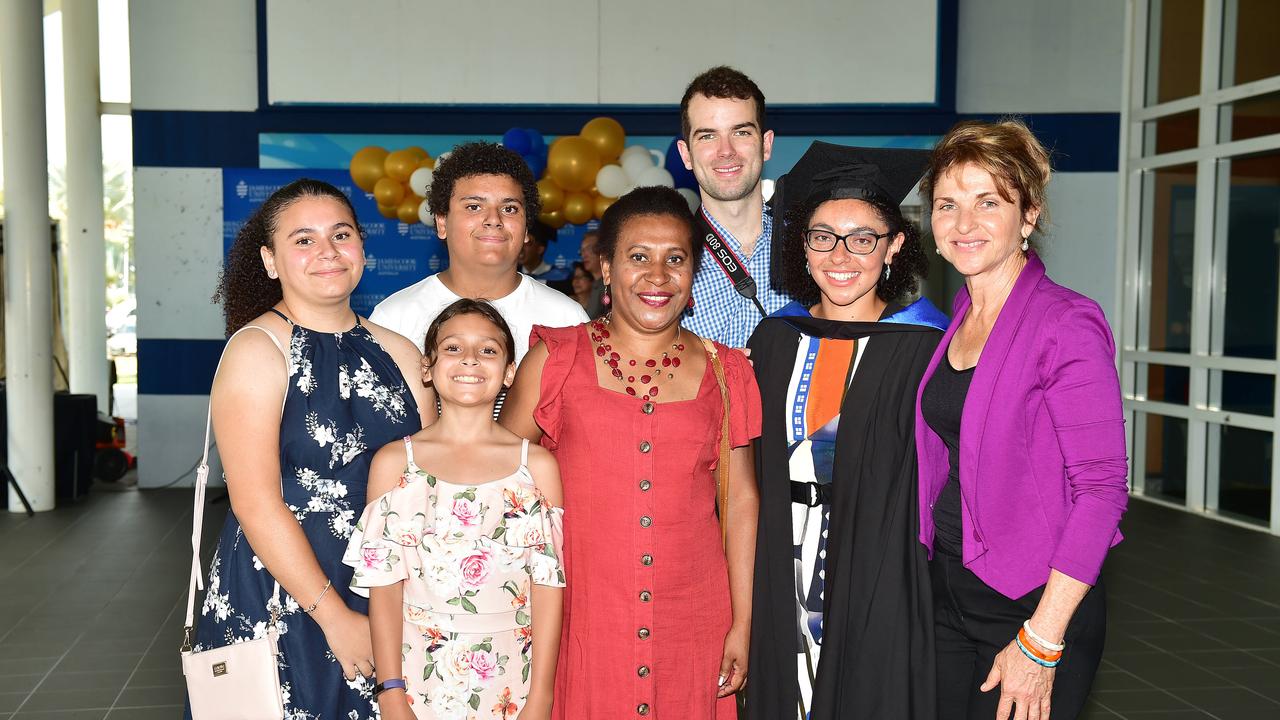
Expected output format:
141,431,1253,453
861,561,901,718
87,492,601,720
267,0,938,105
1042,172,1120,324
138,394,224,488
134,167,225,340
130,0,257,111
956,0,1123,113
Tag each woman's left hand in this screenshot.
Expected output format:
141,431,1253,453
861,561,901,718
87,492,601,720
980,640,1055,720
717,623,749,697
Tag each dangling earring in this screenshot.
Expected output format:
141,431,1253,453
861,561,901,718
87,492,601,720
882,264,892,282
602,285,611,307
1021,238,1030,252
687,296,695,310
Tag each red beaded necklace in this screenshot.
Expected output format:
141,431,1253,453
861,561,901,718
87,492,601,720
589,316,686,401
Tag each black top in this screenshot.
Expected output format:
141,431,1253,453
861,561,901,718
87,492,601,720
920,353,975,557
744,308,940,720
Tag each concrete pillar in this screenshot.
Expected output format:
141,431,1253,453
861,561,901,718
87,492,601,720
2,0,57,511
62,0,110,412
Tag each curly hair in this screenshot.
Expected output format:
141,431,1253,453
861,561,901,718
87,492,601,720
597,186,703,274
427,142,541,220
680,66,767,140
213,178,362,336
921,118,1052,251
421,298,516,368
777,195,930,308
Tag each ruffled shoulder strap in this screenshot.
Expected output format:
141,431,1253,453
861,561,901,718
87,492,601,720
530,323,588,449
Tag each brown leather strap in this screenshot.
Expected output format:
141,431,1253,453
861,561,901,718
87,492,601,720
701,338,731,551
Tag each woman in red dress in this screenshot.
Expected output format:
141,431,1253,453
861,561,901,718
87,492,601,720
501,186,761,719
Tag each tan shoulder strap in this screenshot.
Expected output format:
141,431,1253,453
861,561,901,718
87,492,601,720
701,338,731,552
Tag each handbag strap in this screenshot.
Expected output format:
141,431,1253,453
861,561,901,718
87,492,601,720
700,338,732,552
183,323,289,651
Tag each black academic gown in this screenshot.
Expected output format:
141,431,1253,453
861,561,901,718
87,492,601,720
744,305,941,720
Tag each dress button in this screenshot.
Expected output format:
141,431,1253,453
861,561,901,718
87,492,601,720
637,627,650,639
637,703,650,716
641,554,653,566
642,402,654,414
639,440,652,453
639,590,652,602
639,479,651,491
637,665,650,677
640,515,652,528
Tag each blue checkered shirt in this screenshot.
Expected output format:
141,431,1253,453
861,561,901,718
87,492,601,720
682,207,791,347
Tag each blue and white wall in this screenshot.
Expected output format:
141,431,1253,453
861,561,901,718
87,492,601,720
131,0,1125,487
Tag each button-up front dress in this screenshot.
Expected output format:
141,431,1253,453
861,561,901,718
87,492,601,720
531,324,761,720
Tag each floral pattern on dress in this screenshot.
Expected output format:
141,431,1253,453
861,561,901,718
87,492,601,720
343,439,564,719
188,316,419,720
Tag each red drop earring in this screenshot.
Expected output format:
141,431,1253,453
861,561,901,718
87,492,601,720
602,285,611,307
687,296,695,310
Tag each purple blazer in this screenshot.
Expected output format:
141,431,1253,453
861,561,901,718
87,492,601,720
915,254,1128,599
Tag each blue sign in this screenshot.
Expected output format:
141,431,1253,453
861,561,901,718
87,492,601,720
222,168,446,317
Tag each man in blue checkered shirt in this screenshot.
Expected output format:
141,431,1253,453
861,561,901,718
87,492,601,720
676,66,792,348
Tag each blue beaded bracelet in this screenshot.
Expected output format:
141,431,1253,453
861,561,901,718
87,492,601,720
373,678,407,698
1015,635,1061,668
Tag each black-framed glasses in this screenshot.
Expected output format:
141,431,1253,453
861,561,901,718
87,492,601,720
803,229,892,255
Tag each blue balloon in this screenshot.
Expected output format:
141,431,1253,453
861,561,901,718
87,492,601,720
524,153,546,179
666,137,698,190
524,128,546,155
503,128,532,156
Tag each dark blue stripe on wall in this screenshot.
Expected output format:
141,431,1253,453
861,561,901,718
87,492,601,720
133,108,1120,172
137,338,226,396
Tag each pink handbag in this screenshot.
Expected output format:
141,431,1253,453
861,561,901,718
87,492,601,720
180,326,286,720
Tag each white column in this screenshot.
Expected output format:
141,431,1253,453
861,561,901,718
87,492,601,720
62,0,110,412
1,0,56,512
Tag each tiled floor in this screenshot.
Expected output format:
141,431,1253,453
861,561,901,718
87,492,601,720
1,485,1278,719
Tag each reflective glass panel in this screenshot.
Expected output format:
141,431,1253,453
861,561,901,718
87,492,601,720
1144,414,1189,502
1143,164,1197,352
1146,0,1204,105
1214,152,1280,360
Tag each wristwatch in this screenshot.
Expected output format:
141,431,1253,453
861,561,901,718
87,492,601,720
373,678,407,698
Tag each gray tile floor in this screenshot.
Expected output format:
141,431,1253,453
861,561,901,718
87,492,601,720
1,484,1277,719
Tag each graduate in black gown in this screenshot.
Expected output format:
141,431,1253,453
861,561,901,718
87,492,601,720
745,143,946,720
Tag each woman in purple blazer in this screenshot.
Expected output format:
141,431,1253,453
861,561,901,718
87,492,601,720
916,120,1128,720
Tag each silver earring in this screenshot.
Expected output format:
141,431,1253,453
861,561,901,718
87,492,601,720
267,269,278,279
935,247,941,255
882,264,892,281
1021,239,1029,252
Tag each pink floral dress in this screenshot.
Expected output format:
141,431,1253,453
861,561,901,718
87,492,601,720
344,438,565,720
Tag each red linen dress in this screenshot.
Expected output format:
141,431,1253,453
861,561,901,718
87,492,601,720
532,324,761,720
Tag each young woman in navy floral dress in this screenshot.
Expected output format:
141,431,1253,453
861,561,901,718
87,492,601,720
188,179,431,719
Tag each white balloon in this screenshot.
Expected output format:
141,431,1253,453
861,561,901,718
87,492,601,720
635,165,675,188
409,167,434,197
677,188,700,212
436,150,452,166
620,144,650,162
621,151,656,183
595,164,630,198
418,199,434,226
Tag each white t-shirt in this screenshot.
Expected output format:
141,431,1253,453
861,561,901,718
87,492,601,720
370,273,588,362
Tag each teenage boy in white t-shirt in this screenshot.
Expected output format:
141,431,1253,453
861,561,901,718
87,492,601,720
371,143,587,363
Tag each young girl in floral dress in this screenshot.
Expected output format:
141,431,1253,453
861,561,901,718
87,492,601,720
344,299,565,720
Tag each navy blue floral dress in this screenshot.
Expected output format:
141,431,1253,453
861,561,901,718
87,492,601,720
190,311,420,720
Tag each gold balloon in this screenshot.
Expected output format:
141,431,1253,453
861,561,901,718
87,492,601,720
417,156,435,170
547,136,601,193
374,177,406,207
580,117,626,163
377,203,398,219
539,209,566,229
405,146,429,162
397,193,422,224
538,177,565,213
594,194,615,220
350,146,389,192
562,191,593,225
385,149,419,183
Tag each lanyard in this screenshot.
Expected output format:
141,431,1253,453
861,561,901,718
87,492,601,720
696,207,769,317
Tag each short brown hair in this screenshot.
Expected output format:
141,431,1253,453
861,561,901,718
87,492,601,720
921,119,1052,243
680,66,767,140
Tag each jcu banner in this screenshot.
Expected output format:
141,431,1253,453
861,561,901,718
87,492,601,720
222,168,446,317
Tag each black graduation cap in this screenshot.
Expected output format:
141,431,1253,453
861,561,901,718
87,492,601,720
771,142,931,220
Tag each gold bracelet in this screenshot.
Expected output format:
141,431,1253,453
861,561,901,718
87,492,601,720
303,579,332,614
